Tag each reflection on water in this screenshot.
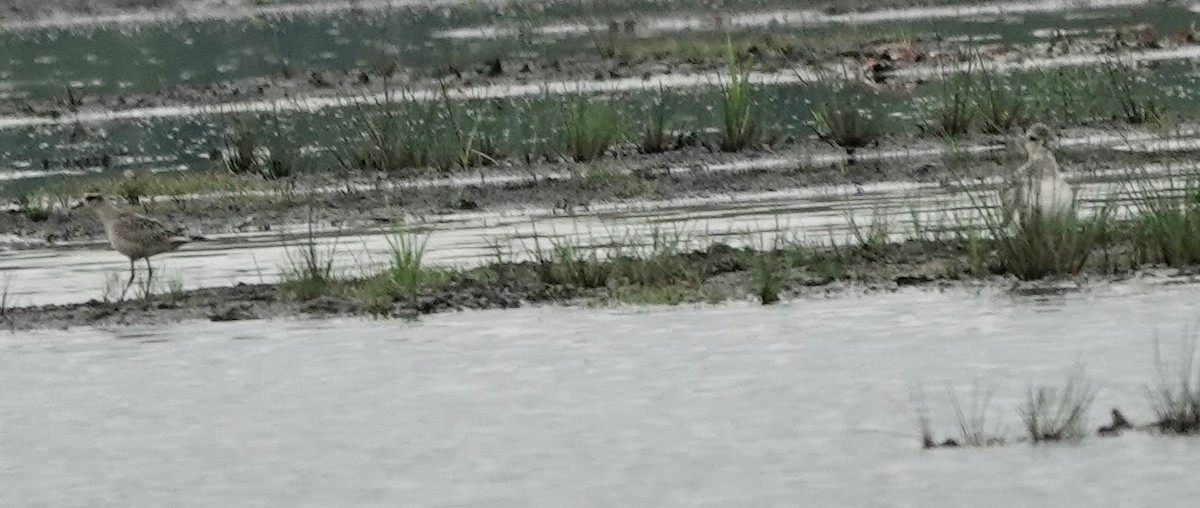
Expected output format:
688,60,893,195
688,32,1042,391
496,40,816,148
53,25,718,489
3,282,1200,506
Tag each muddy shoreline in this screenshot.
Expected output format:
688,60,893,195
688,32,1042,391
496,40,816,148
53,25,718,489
1,229,1183,332
0,238,1036,331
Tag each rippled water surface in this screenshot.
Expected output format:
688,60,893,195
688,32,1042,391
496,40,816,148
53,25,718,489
2,0,1197,186
4,282,1200,506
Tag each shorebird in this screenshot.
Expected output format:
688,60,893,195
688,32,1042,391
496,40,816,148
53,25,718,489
1001,123,1074,228
77,194,191,300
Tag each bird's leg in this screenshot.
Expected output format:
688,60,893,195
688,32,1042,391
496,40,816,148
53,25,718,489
120,258,135,302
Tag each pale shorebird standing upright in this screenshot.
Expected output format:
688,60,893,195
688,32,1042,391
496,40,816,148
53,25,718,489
77,194,192,300
1001,123,1074,227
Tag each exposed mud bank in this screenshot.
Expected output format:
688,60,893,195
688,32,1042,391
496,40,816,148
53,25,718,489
0,265,549,331
0,238,1012,331
6,226,1184,332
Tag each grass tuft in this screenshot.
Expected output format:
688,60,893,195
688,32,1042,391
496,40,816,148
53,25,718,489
752,252,786,305
640,87,673,154
609,229,704,287
912,382,1005,449
1019,366,1096,443
532,237,613,289
0,274,12,317
949,383,1005,447
912,385,939,449
812,84,880,156
562,99,625,162
15,194,50,222
991,211,1103,280
1107,64,1165,126
923,75,975,138
1128,179,1200,267
385,230,442,295
116,171,148,205
975,68,1028,134
345,109,438,174
718,40,763,152
215,127,297,180
438,84,506,170
355,230,446,316
279,223,339,302
847,210,892,255
1147,335,1200,434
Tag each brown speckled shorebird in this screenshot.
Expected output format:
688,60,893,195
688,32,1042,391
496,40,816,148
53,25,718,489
78,194,191,300
1001,123,1074,228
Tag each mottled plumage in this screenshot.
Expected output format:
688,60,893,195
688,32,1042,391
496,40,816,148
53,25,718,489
1001,123,1074,227
80,194,190,299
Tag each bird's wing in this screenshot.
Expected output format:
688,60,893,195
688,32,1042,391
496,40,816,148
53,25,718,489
113,212,180,244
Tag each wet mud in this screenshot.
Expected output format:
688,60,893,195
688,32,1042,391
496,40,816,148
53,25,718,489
0,238,992,331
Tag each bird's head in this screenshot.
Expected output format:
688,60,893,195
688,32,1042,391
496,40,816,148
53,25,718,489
1024,123,1055,147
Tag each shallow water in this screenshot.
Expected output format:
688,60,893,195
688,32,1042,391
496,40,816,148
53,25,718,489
0,0,1166,100
438,0,1155,40
3,0,1198,186
4,281,1200,505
